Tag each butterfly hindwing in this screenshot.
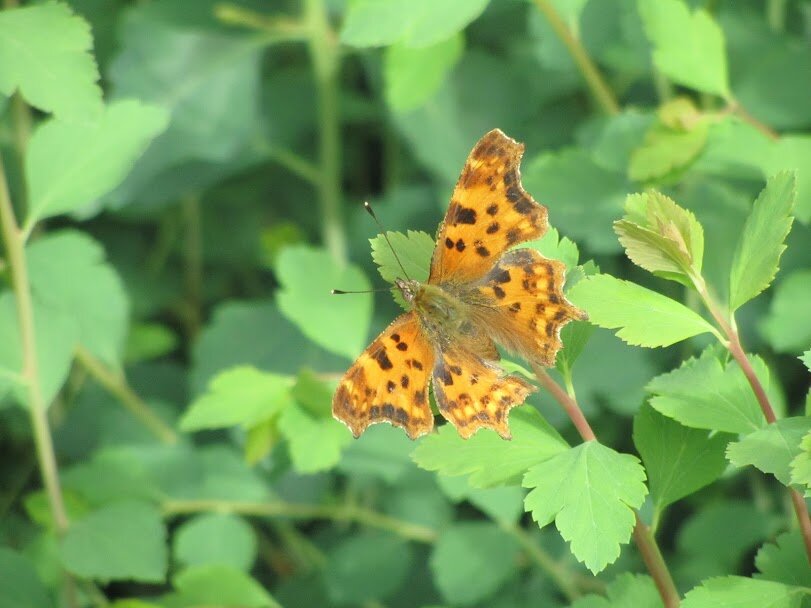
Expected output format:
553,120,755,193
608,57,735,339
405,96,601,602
429,129,549,285
333,312,435,439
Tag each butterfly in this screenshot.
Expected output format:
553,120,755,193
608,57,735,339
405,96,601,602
333,129,586,440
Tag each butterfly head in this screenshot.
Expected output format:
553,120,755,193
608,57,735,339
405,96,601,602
394,278,421,304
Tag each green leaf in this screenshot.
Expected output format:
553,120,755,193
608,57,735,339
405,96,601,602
524,227,580,270
615,190,705,285
338,424,416,483
276,245,372,361
172,564,280,608
763,136,811,224
324,531,413,604
756,531,811,587
27,230,129,367
341,0,490,48
727,417,811,486
567,274,716,347
0,2,101,120
0,548,52,608
290,369,333,418
0,291,78,407
180,366,293,432
60,500,167,582
790,431,811,488
437,475,525,525
125,323,178,363
26,100,169,225
759,270,811,354
412,406,569,488
277,403,352,473
646,347,768,434
571,573,661,608
803,351,811,372
729,172,796,311
523,442,648,573
637,0,730,97
385,33,463,113
681,576,806,608
370,229,434,283
629,118,709,183
173,513,257,572
633,403,730,513
430,522,521,605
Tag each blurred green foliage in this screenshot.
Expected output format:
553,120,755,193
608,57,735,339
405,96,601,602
1,1,811,607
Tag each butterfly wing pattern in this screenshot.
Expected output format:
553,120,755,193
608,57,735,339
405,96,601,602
333,128,585,440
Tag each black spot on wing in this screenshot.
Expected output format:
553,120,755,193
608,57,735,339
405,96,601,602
374,348,393,370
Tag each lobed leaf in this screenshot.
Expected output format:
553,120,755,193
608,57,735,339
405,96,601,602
567,274,715,348
726,416,811,486
755,531,811,588
412,406,569,488
523,442,648,573
729,172,796,311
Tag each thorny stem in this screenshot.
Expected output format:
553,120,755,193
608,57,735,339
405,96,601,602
305,0,347,263
532,365,681,608
695,280,811,563
74,346,178,445
532,0,620,116
0,157,70,535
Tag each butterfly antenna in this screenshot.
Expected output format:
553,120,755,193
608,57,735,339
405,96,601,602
331,287,392,295
364,201,411,281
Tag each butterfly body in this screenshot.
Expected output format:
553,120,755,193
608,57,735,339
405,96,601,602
334,129,586,440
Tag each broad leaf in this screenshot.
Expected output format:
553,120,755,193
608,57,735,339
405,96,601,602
0,2,101,119
523,442,648,573
633,404,730,512
637,0,730,97
571,573,661,608
727,417,811,486
173,513,257,572
277,403,351,473
681,576,806,608
180,367,293,432
760,270,811,354
430,522,521,605
60,500,167,582
0,548,51,608
412,406,569,488
729,172,796,311
646,347,768,434
370,230,434,283
567,274,715,347
755,531,811,588
25,100,169,226
276,245,372,361
172,564,280,608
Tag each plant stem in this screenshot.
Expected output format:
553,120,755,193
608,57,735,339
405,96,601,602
74,345,178,445
532,365,681,608
162,498,437,543
304,0,347,263
695,283,811,562
532,0,620,116
727,100,780,141
0,157,69,534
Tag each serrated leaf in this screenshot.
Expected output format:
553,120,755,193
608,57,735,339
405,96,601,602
27,230,128,367
324,531,413,604
802,351,811,372
523,442,648,573
524,227,580,270
341,0,489,48
430,522,521,605
755,531,811,587
60,500,167,582
371,229,434,283
0,2,102,120
760,270,811,354
790,431,811,488
634,403,730,513
729,172,796,311
681,576,806,608
567,274,715,347
26,100,169,226
727,417,811,486
571,573,661,608
180,367,293,432
173,514,257,572
412,406,569,488
277,403,351,473
646,347,768,434
276,245,372,360
615,190,704,284
0,548,52,608
172,564,280,608
637,0,730,97
385,33,463,113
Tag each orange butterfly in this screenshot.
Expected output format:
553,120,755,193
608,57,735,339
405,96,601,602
333,129,585,440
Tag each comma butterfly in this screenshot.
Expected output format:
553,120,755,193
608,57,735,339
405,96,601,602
333,129,586,440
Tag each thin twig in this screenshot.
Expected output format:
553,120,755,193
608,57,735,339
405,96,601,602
532,0,620,115
531,365,681,608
